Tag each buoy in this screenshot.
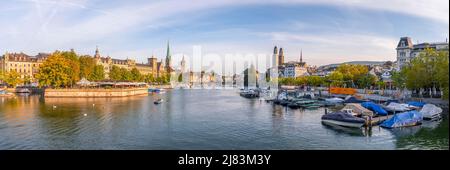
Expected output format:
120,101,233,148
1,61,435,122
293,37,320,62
53,105,57,109
83,113,87,116
92,104,95,107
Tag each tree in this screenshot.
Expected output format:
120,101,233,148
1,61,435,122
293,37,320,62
90,65,105,81
4,70,23,87
23,75,32,85
327,71,344,87
144,74,155,83
60,51,80,86
178,73,183,83
35,51,73,88
79,55,96,80
307,76,324,87
391,70,406,89
109,65,122,81
120,67,132,81
130,67,143,82
357,74,377,89
0,71,5,83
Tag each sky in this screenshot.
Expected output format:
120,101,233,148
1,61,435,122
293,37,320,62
0,0,449,70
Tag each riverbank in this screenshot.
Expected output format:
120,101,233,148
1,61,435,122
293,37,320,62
44,87,148,97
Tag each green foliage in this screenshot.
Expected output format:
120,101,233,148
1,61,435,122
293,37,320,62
357,74,377,89
79,55,96,80
4,70,23,87
144,74,155,83
178,73,183,83
391,70,406,89
399,48,449,99
90,65,105,81
35,51,74,88
327,71,344,87
130,67,143,82
109,65,122,81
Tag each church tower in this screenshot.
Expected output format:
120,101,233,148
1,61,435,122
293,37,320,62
272,46,278,67
278,48,284,66
94,46,100,59
180,55,186,73
165,41,172,72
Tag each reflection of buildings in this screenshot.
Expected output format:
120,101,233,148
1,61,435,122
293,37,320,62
396,37,449,70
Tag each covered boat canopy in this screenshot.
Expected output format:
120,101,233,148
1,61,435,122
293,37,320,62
361,102,388,116
384,102,411,112
321,111,366,124
343,96,366,103
342,103,373,117
420,104,442,120
407,101,426,108
380,110,422,128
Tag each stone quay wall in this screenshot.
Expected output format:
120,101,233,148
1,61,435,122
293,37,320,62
44,88,148,97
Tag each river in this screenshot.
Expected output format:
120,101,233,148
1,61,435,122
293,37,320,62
0,89,448,149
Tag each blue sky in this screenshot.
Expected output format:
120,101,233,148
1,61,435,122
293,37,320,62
0,0,448,68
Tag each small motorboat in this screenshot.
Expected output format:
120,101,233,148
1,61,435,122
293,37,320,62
380,110,422,128
154,99,163,104
15,88,31,93
420,104,442,121
383,102,411,112
321,111,366,128
361,102,388,116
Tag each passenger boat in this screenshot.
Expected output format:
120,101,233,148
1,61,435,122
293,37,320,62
154,99,163,104
321,111,366,128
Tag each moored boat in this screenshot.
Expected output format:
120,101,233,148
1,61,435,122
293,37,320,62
321,111,366,128
148,88,166,94
420,104,443,121
154,98,163,104
380,110,422,128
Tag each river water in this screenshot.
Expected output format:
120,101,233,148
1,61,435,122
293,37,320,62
0,89,448,150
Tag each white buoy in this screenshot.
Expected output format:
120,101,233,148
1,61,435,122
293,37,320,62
53,105,57,109
83,113,87,116
92,104,95,107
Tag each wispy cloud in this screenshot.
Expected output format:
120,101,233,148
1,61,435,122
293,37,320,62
0,0,447,66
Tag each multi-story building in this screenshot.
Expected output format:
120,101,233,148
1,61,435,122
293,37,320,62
396,37,449,70
282,50,308,77
0,52,49,82
1,44,174,84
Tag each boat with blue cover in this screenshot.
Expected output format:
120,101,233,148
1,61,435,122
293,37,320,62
361,102,388,116
380,110,422,128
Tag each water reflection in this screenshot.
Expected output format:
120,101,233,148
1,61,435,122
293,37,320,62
0,90,448,150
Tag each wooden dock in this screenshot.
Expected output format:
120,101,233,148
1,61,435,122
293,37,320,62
365,115,394,126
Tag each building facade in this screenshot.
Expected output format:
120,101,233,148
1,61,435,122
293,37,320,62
1,45,173,84
0,52,49,82
396,37,449,70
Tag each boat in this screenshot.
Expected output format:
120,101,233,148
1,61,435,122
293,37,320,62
361,102,388,116
380,110,422,128
420,104,443,121
148,88,166,94
321,111,366,128
239,89,260,98
287,102,300,109
154,99,163,104
407,101,426,108
325,97,344,103
343,96,367,103
383,102,411,113
0,90,14,97
15,88,31,93
341,103,373,117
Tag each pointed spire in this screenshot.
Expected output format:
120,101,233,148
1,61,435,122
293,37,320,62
94,46,100,58
300,49,303,63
